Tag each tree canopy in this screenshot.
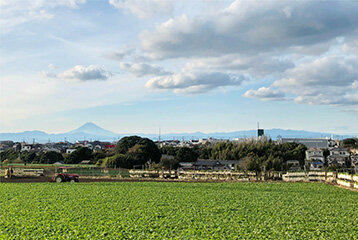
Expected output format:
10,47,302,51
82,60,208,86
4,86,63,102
101,136,161,168
65,147,93,164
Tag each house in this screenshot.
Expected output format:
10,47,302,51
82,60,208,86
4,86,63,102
330,147,350,156
21,144,32,152
351,155,358,170
66,148,77,154
94,145,102,151
0,141,14,151
178,162,194,170
104,144,115,150
193,160,240,171
286,160,301,171
310,161,324,171
305,148,325,161
327,155,349,166
305,148,325,169
349,148,358,155
327,148,350,167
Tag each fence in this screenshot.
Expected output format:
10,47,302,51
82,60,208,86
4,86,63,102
1,165,358,191
336,173,358,190
0,165,130,178
282,171,335,182
282,171,358,190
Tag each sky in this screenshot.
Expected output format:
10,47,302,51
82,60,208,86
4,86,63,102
0,0,358,135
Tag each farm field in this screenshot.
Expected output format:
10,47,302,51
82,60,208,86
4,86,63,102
0,182,357,239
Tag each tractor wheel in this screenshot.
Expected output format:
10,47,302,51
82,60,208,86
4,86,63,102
55,176,63,183
70,179,76,183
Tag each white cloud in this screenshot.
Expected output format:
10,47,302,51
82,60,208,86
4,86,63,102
141,0,358,59
352,81,358,89
103,48,134,61
109,0,172,18
0,0,87,32
48,64,57,69
59,65,112,81
244,87,286,101
246,56,358,107
41,71,57,78
342,40,358,56
274,56,358,90
0,72,147,126
146,72,248,94
183,54,294,76
120,62,171,77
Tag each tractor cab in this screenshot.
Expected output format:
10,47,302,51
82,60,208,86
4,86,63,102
51,167,79,183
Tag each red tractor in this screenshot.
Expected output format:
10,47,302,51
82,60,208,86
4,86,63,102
52,173,79,183
51,167,79,182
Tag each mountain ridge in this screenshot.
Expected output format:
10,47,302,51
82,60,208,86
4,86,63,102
0,123,355,143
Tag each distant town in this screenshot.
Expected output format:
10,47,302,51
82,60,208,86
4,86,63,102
1,124,357,173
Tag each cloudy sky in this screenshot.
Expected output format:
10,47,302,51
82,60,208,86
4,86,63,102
0,0,358,134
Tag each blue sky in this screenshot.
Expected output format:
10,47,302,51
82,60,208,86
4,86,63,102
0,0,357,134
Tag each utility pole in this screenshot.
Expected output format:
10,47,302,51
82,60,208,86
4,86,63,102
158,128,161,147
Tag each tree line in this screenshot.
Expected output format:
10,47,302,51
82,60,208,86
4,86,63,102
161,140,307,171
0,147,110,165
1,137,308,172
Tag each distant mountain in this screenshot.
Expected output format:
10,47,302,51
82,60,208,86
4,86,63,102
0,123,120,143
67,122,117,137
0,123,355,143
143,129,354,141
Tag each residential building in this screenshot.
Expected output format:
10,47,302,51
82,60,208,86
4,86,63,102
193,160,240,171
66,148,77,154
286,160,301,171
327,148,350,167
305,148,325,170
310,161,324,171
351,155,358,170
305,148,325,162
330,147,350,156
349,148,358,155
282,138,335,149
21,145,32,152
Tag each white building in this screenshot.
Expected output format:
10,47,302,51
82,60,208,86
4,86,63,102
305,148,325,162
21,145,32,152
66,148,77,154
305,148,325,170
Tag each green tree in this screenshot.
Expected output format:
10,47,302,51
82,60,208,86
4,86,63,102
161,156,179,169
175,147,199,162
115,136,142,154
0,149,20,162
37,151,64,164
65,147,93,164
115,136,161,164
22,152,37,164
343,138,358,148
160,146,178,156
102,154,132,168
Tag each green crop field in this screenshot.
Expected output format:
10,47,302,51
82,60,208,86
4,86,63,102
0,182,357,239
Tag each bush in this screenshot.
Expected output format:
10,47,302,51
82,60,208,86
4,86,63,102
161,157,180,170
